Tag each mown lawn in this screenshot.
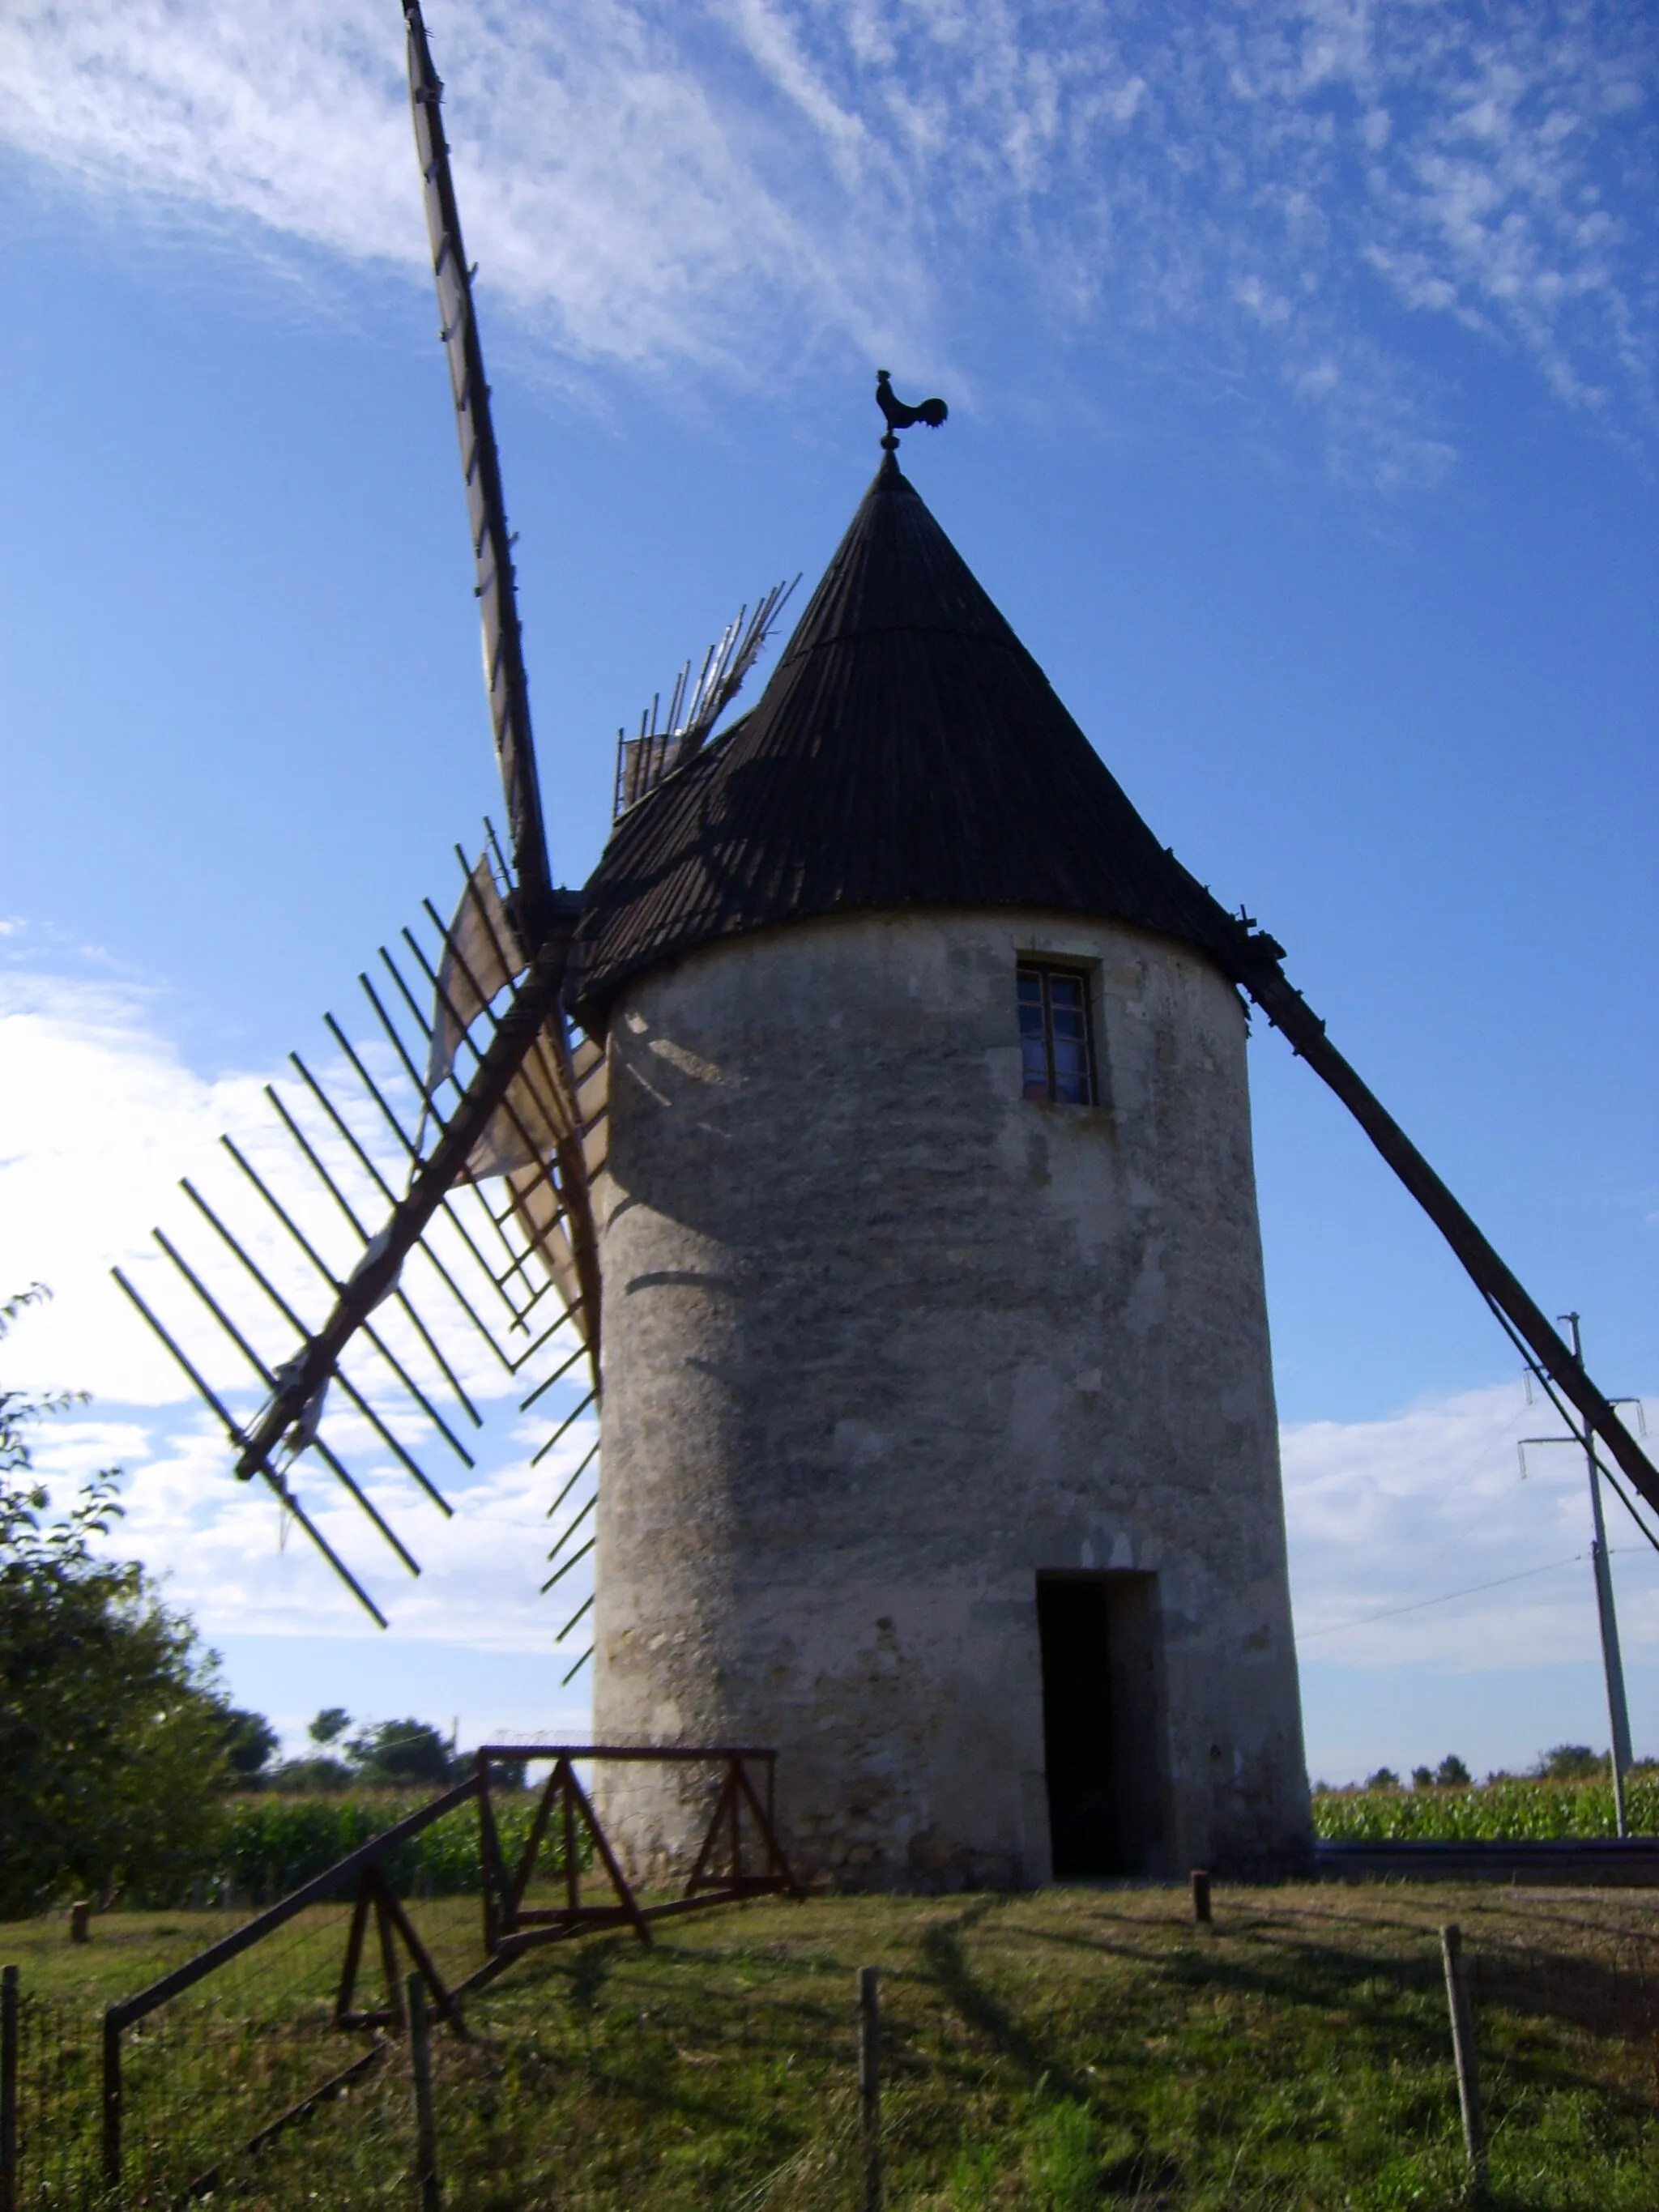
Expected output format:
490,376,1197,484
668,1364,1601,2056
6,1883,1659,2209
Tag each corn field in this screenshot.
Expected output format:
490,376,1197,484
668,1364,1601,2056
1313,1775,1659,1843
122,1792,572,1910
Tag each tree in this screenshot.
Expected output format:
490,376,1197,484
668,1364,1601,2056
270,1751,353,1787
217,1705,279,1783
266,1753,353,1793
1410,1766,1435,1790
1538,1744,1604,1781
263,1710,465,1794
1364,1767,1401,1791
347,1718,458,1788
1435,1754,1472,1788
257,1706,355,1790
1,1288,232,1917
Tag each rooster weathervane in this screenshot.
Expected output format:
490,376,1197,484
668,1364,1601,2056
876,369,948,451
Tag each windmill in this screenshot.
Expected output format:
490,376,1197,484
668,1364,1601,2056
116,0,1656,1782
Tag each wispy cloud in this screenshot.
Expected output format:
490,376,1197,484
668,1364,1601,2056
28,1401,598,1660
1283,1379,1659,1671
2,2,1653,482
0,948,260,1403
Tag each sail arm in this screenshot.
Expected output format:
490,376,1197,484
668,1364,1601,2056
403,2,555,944
1230,932,1659,1518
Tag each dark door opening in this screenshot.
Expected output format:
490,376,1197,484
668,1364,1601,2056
1037,1572,1162,1878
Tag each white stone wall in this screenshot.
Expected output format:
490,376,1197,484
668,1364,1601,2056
592,906,1311,1887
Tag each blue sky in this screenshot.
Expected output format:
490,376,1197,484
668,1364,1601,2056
2,0,1657,1785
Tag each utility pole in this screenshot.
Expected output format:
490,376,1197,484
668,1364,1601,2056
1521,1311,1638,1838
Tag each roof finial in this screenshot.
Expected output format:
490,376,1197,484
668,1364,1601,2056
875,369,948,453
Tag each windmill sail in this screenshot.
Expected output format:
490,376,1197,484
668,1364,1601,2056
1222,924,1659,1521
115,852,601,1627
400,0,603,1379
422,851,603,1353
113,9,608,1642
403,0,553,943
424,850,520,1100
613,580,797,816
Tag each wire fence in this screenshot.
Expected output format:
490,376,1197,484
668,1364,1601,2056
113,1894,393,2204
100,1779,503,2205
1465,1919,1659,2047
1,1749,792,2209
7,1980,103,2210
22,1808,1659,2210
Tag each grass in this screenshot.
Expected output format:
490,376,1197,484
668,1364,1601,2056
1312,1777,1659,1843
6,1882,1659,2208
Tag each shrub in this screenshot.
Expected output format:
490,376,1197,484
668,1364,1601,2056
1,1288,234,1916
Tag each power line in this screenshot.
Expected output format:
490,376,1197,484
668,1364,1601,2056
1299,1553,1588,1639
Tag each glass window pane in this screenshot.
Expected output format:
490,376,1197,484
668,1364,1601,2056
1017,965,1093,1105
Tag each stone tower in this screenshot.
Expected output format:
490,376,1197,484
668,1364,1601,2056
565,454,1312,1887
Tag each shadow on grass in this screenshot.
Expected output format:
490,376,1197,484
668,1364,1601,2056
919,1905,1090,2100
468,1928,851,2178
562,1933,626,2014
1013,1906,1659,2137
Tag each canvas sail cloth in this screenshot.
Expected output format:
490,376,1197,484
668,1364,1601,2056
425,857,606,1345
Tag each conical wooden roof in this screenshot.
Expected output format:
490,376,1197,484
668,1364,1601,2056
565,453,1243,1021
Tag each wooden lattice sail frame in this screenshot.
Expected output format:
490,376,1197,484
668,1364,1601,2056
117,843,607,1646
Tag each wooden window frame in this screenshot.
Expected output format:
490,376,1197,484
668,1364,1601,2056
1017,962,1098,1106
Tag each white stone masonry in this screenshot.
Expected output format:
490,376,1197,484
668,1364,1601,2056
591,906,1311,1889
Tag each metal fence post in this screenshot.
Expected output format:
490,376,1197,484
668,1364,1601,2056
476,1752,500,1957
101,2007,122,2197
2,1965,18,2212
1439,1924,1486,2185
408,1973,441,2212
857,1966,881,2212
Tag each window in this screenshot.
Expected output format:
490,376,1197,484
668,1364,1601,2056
1017,965,1095,1105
